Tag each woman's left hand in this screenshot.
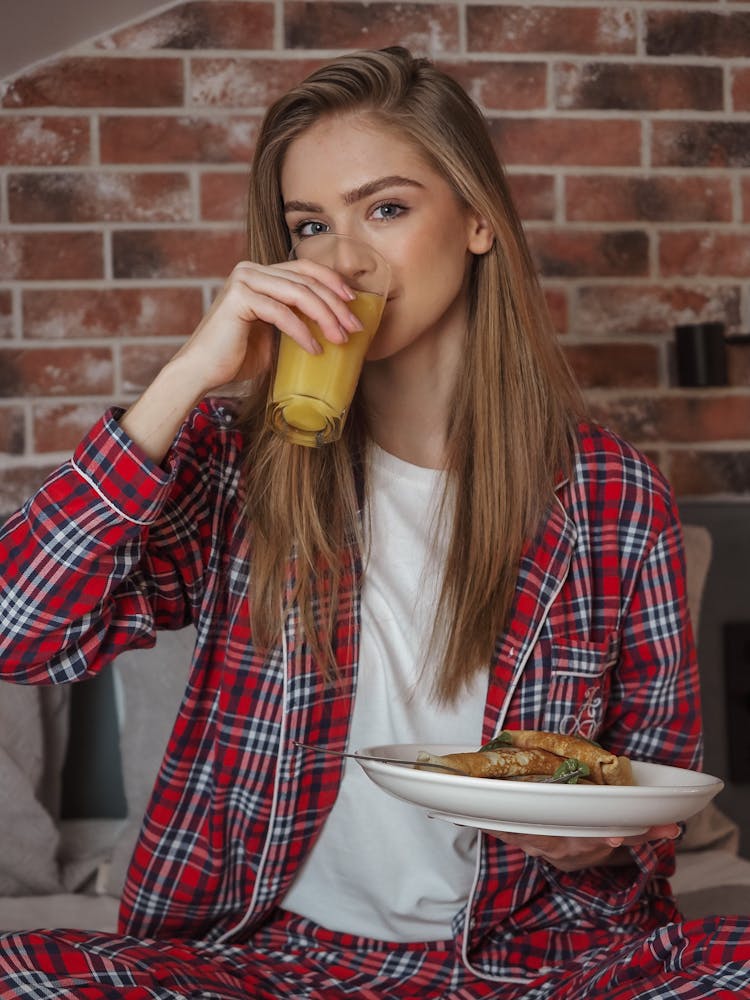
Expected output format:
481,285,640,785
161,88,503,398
485,823,681,872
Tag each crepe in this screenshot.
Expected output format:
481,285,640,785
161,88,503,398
415,746,566,780
498,730,634,786
416,730,635,786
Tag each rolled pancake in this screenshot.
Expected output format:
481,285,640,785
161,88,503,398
500,730,634,785
416,747,564,779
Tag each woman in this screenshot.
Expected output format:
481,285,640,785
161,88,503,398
0,47,748,999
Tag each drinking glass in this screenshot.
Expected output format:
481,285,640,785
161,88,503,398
268,233,391,447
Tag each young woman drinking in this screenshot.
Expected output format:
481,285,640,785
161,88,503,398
1,46,748,1000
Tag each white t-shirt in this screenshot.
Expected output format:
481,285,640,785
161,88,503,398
282,445,487,941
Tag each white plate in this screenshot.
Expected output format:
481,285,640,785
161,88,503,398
356,743,724,837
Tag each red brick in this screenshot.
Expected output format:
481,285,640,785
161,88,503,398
733,69,750,112
659,232,750,278
200,171,249,222
555,62,722,112
0,291,13,339
0,406,25,454
667,449,750,496
22,288,204,340
0,117,90,166
743,178,750,223
646,11,750,58
112,229,245,279
652,121,750,168
0,233,103,280
284,2,459,51
121,343,182,394
543,287,568,334
507,173,556,221
589,394,750,444
565,342,659,389
0,347,113,397
97,1,274,50
490,118,641,167
190,57,322,107
32,401,111,453
1,57,184,109
566,175,732,223
727,339,750,386
8,172,192,224
0,464,59,519
441,61,546,111
574,284,741,336
528,230,649,279
467,5,636,54
100,114,259,165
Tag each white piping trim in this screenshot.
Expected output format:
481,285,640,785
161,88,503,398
461,498,574,984
214,614,290,945
72,459,156,527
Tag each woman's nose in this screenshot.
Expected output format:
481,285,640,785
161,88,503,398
332,240,370,279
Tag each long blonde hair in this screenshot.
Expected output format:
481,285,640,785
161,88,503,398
237,47,583,703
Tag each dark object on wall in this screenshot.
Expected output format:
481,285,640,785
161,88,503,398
675,322,728,387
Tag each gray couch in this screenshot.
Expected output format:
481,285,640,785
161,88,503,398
1,526,749,933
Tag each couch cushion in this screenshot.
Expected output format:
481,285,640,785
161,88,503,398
673,848,750,919
682,523,711,636
676,524,740,855
0,893,119,933
0,683,69,896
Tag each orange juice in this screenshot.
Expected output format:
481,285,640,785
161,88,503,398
269,289,385,446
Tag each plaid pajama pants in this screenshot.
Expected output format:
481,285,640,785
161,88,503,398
0,911,749,1000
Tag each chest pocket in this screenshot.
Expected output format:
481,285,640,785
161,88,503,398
541,633,619,739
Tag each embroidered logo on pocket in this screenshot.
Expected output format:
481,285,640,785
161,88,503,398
559,685,603,739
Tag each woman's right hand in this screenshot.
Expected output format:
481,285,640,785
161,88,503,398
119,257,364,463
170,257,364,396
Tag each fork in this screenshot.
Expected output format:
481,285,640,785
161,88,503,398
292,741,466,774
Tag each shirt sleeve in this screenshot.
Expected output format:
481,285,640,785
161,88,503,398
0,402,235,685
607,506,702,771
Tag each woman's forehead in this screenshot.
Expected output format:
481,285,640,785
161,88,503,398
280,114,439,198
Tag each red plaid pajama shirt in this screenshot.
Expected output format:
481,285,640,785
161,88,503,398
1,400,748,999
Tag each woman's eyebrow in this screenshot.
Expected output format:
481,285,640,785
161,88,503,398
283,175,424,214
343,175,424,205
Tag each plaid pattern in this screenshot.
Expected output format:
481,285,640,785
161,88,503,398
2,400,748,997
1,914,749,998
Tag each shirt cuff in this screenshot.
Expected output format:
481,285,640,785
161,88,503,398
540,839,674,918
70,407,177,526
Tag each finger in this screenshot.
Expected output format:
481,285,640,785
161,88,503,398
252,297,325,355
619,823,681,848
225,265,343,348
215,280,319,355
243,261,365,340
280,257,358,302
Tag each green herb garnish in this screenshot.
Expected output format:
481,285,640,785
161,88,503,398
549,758,590,784
480,731,513,752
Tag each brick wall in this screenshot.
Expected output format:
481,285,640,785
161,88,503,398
1,0,749,516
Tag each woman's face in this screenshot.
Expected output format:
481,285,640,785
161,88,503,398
280,113,492,364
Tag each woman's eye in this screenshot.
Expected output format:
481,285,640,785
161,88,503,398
372,202,405,221
293,220,330,239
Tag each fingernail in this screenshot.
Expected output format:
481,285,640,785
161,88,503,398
345,312,364,332
337,323,350,342
311,339,324,354
342,285,357,301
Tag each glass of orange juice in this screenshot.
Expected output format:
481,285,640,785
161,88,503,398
268,233,391,447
